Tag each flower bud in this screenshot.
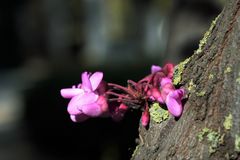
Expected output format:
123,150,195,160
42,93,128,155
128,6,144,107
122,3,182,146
141,107,150,127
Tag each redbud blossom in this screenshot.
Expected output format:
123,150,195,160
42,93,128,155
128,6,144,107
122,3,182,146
60,63,185,127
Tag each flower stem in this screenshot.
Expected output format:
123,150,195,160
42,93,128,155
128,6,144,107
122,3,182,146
108,83,135,95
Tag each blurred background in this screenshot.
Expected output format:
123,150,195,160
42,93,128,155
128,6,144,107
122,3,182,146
0,0,224,159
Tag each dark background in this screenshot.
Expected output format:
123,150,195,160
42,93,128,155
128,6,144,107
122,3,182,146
0,0,223,159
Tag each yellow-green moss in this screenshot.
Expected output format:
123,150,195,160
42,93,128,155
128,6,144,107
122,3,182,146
195,15,219,54
196,90,206,97
224,67,232,74
197,127,223,154
223,114,233,130
209,74,214,79
187,79,196,92
149,103,169,123
173,57,191,85
235,135,240,152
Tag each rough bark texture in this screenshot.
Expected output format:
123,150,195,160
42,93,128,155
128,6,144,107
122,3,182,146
131,0,240,159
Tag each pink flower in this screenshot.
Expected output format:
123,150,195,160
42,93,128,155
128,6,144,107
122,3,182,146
60,72,108,122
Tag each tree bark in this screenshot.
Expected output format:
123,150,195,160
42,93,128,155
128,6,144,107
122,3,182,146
131,0,240,159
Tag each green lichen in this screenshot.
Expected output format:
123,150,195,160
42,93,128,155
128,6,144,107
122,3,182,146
235,135,240,152
197,127,210,142
197,127,223,154
173,57,191,85
209,74,214,79
196,90,206,97
224,67,232,74
223,114,233,130
149,103,169,123
207,130,222,154
187,79,196,92
195,15,219,54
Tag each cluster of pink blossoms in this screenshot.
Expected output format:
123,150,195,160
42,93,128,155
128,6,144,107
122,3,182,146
60,64,185,127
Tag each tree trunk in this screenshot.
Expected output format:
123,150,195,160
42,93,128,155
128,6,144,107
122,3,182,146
131,0,240,159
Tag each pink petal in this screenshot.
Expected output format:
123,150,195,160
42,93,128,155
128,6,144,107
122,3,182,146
60,88,84,99
90,72,103,91
161,83,175,101
67,92,98,115
70,114,89,122
81,72,92,91
160,77,172,87
166,90,184,117
77,92,99,106
67,101,82,115
81,103,102,117
151,65,162,73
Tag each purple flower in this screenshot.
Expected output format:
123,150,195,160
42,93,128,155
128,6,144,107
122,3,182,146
60,72,108,122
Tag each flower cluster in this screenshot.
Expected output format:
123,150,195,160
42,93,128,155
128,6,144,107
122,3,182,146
60,64,185,127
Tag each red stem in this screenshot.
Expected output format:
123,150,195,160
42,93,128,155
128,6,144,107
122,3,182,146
108,98,139,103
108,83,136,96
106,91,131,99
144,75,153,92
